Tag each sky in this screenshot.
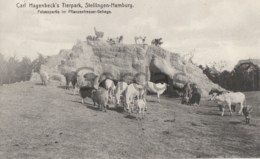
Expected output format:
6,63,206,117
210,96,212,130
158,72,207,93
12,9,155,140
0,0,260,70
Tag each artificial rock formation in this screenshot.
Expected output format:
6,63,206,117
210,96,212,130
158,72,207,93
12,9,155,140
34,39,223,97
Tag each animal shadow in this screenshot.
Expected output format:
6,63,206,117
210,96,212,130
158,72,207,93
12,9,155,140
124,114,137,120
196,111,219,116
71,100,82,104
229,121,242,125
57,85,67,89
162,130,170,135
86,104,100,111
71,100,100,111
66,92,76,96
109,107,125,113
35,83,44,86
164,119,175,122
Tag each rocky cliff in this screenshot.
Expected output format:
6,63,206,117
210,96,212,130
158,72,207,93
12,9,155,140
33,39,223,97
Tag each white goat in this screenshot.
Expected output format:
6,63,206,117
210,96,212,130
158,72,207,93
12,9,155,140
146,82,168,103
124,83,145,113
134,99,146,119
114,81,128,106
99,79,116,103
210,92,246,116
39,70,49,86
134,36,146,44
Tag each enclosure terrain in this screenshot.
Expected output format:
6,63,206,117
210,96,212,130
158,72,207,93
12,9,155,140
36,41,223,97
0,81,259,158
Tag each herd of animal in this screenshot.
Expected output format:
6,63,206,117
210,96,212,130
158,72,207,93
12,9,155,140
39,69,254,123
75,75,168,119
38,27,254,122
86,27,163,46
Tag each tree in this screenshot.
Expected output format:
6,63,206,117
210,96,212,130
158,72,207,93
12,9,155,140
0,53,7,85
0,54,34,85
32,53,47,72
218,70,232,90
18,57,32,81
211,60,227,72
6,55,19,83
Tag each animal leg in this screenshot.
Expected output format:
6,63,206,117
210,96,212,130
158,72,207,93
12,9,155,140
238,103,243,115
221,108,225,116
137,107,141,120
228,104,233,116
81,98,84,104
157,94,160,103
73,87,77,95
104,104,107,112
125,99,130,112
115,94,120,107
142,108,145,119
66,81,70,90
92,99,96,106
130,104,133,113
226,101,232,116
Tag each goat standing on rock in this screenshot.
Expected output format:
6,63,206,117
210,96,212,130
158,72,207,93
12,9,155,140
94,27,104,39
134,36,146,44
151,38,163,46
107,35,123,45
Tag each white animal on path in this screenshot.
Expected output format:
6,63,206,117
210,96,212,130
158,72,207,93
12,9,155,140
124,83,145,113
134,99,146,119
99,79,116,103
210,92,246,116
39,70,49,86
114,81,128,106
146,82,168,103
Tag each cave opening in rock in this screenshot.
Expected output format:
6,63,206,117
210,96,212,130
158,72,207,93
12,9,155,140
149,64,180,96
149,66,175,96
150,71,169,84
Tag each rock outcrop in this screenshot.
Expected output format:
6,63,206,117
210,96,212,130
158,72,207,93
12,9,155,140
33,39,223,97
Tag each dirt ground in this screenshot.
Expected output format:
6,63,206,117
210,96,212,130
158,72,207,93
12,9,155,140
0,81,259,158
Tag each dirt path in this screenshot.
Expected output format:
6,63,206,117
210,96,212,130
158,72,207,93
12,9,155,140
0,81,259,158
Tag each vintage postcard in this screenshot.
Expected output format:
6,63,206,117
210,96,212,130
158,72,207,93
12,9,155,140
0,0,259,158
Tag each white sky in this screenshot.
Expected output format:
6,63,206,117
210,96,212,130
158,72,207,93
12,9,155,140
0,0,260,70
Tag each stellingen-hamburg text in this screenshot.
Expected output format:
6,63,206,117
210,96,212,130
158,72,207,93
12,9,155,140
85,3,133,9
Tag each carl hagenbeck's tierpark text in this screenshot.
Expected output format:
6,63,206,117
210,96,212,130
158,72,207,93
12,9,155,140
17,2,134,14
